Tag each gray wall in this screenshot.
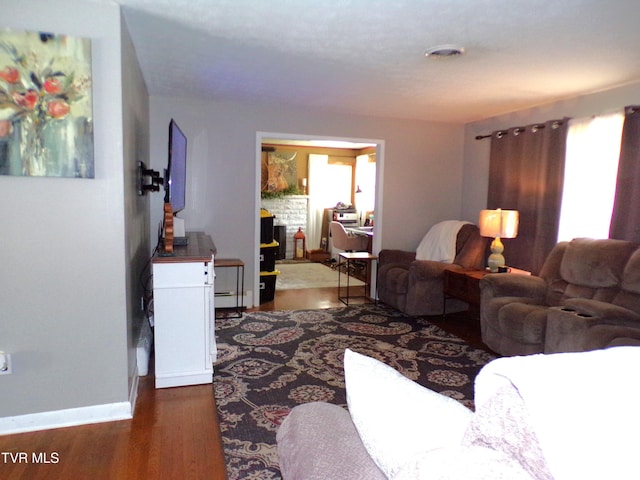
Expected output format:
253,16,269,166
149,97,466,305
121,15,151,394
1,0,149,421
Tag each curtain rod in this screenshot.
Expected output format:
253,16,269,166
474,105,640,139
475,119,566,140
475,124,546,140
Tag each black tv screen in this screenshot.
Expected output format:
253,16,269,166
167,119,187,213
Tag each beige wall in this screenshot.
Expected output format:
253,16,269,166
260,144,369,201
462,81,640,224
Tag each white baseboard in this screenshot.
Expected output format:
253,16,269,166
215,290,252,309
0,401,133,435
155,370,212,389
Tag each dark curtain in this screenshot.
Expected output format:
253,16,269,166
487,119,568,275
609,107,640,241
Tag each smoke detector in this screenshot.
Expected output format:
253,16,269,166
425,44,465,58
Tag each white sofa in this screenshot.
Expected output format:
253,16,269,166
277,347,640,480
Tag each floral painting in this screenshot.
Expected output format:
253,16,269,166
0,29,93,178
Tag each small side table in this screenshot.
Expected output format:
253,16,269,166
214,258,245,318
442,269,490,318
338,252,378,306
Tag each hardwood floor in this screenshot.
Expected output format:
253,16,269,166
0,287,485,479
0,364,227,480
260,285,345,311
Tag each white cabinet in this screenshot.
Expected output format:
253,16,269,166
152,233,216,388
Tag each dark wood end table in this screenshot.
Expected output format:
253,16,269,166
443,268,490,318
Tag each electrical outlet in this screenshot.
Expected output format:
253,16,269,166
0,352,12,375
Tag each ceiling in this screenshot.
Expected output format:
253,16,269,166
89,0,640,123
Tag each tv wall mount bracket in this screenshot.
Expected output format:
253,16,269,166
137,161,164,195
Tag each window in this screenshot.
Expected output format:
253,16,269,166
557,111,624,242
355,153,376,215
325,163,353,206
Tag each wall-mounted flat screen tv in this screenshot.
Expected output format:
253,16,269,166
166,119,187,214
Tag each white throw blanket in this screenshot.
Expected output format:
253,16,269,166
474,346,640,480
415,220,470,262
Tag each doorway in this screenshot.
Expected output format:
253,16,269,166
254,132,385,305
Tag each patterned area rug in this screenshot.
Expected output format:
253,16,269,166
213,304,496,480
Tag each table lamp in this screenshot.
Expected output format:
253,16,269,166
479,209,519,272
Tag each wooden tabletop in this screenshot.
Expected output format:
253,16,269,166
339,251,378,260
214,258,244,267
461,269,492,280
153,232,217,263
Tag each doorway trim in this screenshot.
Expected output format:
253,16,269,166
254,131,385,307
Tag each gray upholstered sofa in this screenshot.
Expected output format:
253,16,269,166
480,237,640,356
377,223,487,316
277,347,640,480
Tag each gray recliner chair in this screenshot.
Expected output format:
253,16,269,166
377,223,487,316
480,237,640,356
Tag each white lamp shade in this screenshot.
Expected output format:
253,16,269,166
479,209,519,239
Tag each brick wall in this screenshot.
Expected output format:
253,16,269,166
261,196,309,259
